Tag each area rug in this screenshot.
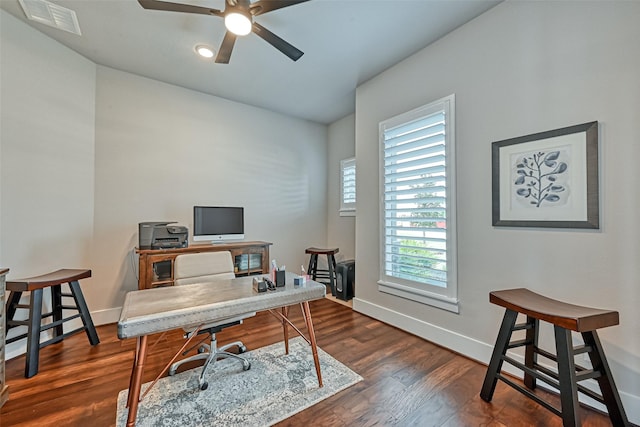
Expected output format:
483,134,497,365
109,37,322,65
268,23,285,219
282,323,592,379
116,337,362,426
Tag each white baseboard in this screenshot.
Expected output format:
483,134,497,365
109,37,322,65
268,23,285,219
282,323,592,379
5,306,122,361
91,306,122,326
352,297,640,424
352,298,494,361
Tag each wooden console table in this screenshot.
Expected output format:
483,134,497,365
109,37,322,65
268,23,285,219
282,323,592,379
136,241,271,290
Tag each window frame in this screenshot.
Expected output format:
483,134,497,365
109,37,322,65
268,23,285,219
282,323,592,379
340,157,356,216
377,94,458,313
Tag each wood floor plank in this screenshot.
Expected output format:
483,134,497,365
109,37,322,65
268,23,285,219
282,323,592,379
1,298,617,426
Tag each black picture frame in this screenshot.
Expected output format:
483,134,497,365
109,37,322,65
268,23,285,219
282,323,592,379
492,121,599,229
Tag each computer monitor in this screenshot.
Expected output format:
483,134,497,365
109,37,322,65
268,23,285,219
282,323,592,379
193,206,244,243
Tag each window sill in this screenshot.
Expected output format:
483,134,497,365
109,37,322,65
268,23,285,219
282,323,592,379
377,280,459,313
339,210,355,217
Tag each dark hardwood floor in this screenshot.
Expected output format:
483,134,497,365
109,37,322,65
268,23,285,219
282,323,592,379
2,298,615,426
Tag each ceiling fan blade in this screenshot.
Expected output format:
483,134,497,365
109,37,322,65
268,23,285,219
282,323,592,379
249,0,309,17
138,0,223,17
252,22,304,61
215,31,237,64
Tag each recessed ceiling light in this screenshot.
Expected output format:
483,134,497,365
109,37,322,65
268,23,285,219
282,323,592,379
195,44,215,59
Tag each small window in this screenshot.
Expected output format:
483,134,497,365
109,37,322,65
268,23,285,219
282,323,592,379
340,157,356,216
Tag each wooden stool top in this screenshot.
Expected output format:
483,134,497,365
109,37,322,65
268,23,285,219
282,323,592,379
490,288,619,332
7,269,91,292
305,247,339,255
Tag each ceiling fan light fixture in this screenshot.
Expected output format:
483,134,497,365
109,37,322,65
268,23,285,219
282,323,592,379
195,44,215,59
225,11,251,36
138,0,307,63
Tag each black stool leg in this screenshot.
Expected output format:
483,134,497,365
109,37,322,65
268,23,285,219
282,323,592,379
307,254,314,279
554,326,580,427
309,254,318,281
524,316,539,390
481,309,518,401
51,284,64,338
25,289,44,378
68,280,100,345
582,331,630,426
327,254,336,296
5,290,22,332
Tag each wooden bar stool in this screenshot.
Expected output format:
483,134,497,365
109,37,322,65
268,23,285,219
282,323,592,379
480,288,629,427
305,247,339,296
5,269,100,378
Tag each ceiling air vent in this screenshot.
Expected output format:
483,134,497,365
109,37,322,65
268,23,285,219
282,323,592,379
18,0,81,35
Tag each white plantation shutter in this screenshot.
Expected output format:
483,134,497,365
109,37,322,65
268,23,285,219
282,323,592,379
340,157,356,215
378,95,458,312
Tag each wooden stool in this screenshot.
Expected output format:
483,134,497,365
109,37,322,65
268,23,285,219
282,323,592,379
305,247,339,296
480,288,629,427
5,269,100,378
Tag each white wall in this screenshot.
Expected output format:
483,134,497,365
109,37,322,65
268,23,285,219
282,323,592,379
1,10,328,358
1,10,96,358
354,1,640,420
92,66,328,310
327,114,355,262
1,10,96,277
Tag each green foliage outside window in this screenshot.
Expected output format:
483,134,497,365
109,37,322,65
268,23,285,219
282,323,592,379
390,179,446,285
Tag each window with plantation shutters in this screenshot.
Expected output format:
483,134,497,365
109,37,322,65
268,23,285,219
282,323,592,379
340,157,356,216
378,95,458,313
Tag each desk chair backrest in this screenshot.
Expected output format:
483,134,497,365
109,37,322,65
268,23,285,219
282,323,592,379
174,251,235,286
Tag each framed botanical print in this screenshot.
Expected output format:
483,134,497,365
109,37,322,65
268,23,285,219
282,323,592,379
492,121,599,229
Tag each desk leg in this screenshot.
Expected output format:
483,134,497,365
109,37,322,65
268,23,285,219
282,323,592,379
281,306,290,354
126,335,149,427
300,301,323,387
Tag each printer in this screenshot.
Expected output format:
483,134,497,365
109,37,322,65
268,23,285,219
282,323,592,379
138,222,188,249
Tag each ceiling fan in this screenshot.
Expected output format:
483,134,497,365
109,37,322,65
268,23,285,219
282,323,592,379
138,0,309,64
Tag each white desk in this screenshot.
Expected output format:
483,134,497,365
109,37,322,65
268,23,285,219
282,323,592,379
118,273,325,426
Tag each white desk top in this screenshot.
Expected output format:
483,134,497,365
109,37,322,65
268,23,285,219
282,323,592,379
118,272,325,339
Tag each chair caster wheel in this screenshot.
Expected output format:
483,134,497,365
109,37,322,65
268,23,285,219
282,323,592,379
200,381,208,391
238,344,247,354
197,346,207,354
243,361,251,371
168,368,177,376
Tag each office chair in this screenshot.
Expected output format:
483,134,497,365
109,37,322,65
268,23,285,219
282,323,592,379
168,251,254,390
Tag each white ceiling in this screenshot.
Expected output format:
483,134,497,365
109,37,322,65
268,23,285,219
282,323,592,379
1,0,500,124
